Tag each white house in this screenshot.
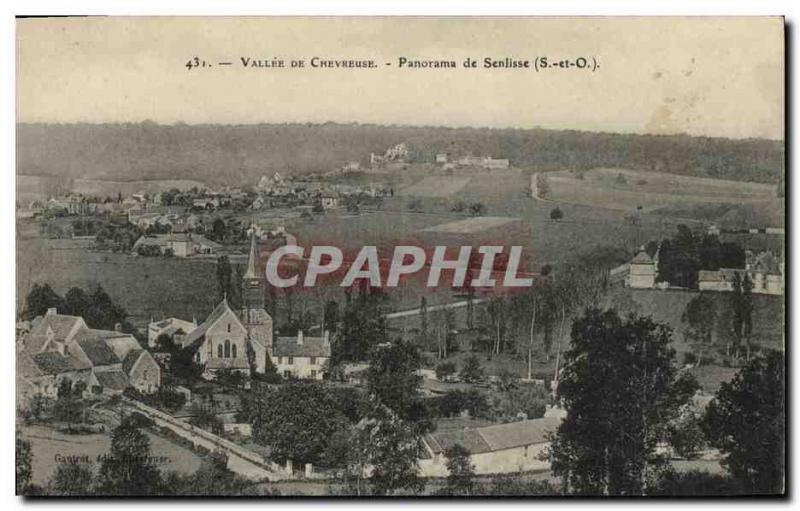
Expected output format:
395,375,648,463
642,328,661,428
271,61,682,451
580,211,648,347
418,408,566,476
147,317,198,347
272,331,331,380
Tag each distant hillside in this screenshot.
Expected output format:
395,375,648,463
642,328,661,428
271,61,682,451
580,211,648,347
16,122,784,186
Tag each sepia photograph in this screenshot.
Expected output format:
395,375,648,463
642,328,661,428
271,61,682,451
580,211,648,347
13,16,785,498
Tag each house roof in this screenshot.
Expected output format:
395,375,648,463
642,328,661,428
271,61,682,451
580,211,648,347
122,349,144,374
103,335,142,361
424,416,561,455
31,351,89,375
74,336,121,366
477,416,561,451
273,337,331,358
94,370,130,391
25,314,85,353
630,251,654,265
698,270,723,282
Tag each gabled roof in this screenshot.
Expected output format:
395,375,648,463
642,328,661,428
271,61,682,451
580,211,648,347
477,416,561,451
273,337,331,358
424,416,561,455
25,314,86,353
630,251,654,265
94,370,130,391
31,351,90,375
122,349,144,374
74,336,121,366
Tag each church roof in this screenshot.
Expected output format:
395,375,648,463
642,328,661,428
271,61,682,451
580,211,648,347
182,298,242,348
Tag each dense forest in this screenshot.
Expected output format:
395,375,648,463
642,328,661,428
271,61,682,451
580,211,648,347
17,122,784,186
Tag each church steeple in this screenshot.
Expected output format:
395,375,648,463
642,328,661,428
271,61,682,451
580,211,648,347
243,230,259,281
242,230,265,311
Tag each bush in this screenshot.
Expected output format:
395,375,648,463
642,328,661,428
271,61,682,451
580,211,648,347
435,362,457,381
683,352,697,366
435,390,490,418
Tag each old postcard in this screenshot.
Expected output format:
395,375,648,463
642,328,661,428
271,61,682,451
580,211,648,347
15,16,785,497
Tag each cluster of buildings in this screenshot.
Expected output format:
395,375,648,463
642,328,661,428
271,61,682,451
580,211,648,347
610,245,784,296
256,171,391,208
17,309,161,403
147,234,331,380
131,232,222,258
698,250,784,295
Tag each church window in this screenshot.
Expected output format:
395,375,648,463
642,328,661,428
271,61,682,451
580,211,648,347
218,344,223,358
227,323,231,333
288,356,294,365
224,340,231,358
310,356,316,365
232,343,237,358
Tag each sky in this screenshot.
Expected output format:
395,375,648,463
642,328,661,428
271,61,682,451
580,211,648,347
16,16,784,140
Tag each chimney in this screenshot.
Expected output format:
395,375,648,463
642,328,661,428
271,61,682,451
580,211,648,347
323,331,330,345
46,307,57,316
297,331,304,345
114,322,123,332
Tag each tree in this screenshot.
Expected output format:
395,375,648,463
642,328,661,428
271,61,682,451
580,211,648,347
351,401,423,496
443,444,476,495
459,354,485,384
96,415,162,495
550,207,564,221
23,283,64,320
549,309,697,495
242,382,350,466
468,202,487,217
365,340,429,428
702,351,784,494
16,437,32,495
682,293,716,346
49,463,94,496
211,218,227,241
730,272,754,360
216,255,232,301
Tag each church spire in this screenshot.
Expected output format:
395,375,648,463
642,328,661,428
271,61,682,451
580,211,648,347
243,230,259,280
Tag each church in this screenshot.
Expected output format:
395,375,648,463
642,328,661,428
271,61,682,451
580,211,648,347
154,233,331,380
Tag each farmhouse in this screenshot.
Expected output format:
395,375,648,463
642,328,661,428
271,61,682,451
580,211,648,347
17,308,161,403
418,408,565,476
698,250,783,295
609,246,660,289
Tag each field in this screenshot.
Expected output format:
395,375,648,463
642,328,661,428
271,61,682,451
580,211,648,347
19,424,203,486
422,216,521,234
543,168,783,227
16,229,221,329
398,176,471,198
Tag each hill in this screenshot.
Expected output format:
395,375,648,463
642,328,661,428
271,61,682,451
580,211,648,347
16,122,784,186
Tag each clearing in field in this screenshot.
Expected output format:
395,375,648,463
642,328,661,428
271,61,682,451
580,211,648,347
422,216,520,234
399,176,471,198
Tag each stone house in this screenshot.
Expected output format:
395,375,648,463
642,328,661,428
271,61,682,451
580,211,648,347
17,308,160,401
